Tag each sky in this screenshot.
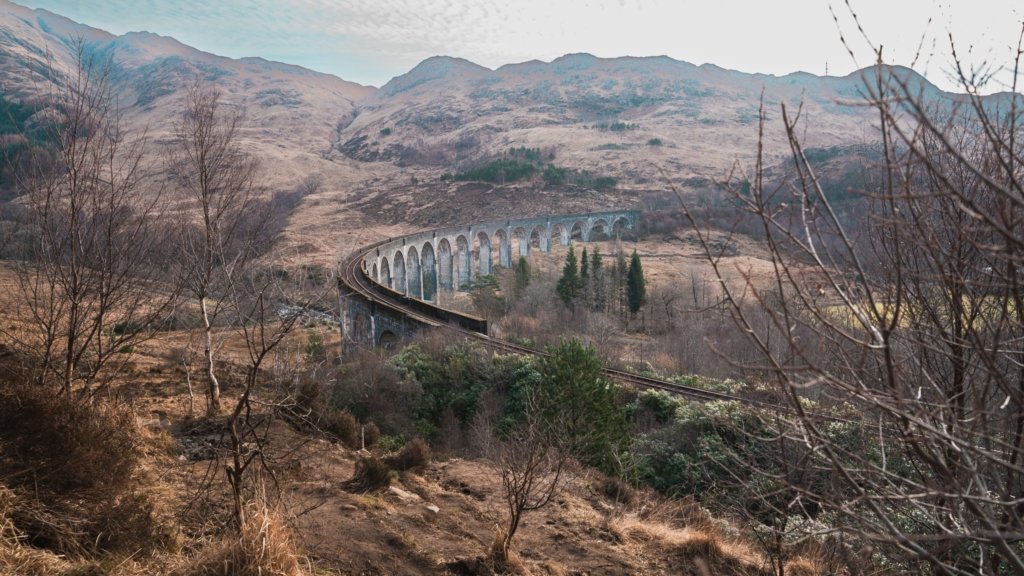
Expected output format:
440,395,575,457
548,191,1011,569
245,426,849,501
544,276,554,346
13,0,1024,92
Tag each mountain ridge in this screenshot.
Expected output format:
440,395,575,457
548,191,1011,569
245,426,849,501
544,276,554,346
3,0,1016,266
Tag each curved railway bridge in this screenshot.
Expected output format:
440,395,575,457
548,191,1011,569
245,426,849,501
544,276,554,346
336,209,868,425
338,210,639,348
337,208,825,414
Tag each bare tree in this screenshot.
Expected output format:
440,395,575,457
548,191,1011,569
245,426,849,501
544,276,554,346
5,43,176,394
677,23,1024,574
222,261,308,528
170,83,260,415
478,390,567,565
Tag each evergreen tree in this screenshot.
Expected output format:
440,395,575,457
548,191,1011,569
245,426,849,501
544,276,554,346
556,244,581,306
513,256,530,298
615,247,628,319
590,247,604,311
626,249,646,314
580,247,589,305
535,338,629,474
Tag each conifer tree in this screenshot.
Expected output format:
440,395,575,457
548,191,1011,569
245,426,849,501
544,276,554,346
535,338,629,473
614,247,628,318
556,243,581,306
626,249,646,314
580,247,589,305
513,256,530,298
590,247,604,311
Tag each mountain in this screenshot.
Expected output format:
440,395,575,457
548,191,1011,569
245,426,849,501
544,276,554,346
0,0,375,187
337,53,947,182
1,1,1011,264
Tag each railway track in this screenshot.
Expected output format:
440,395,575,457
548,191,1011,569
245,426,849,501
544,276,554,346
340,244,852,422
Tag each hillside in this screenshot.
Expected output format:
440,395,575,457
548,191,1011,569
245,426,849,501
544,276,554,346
0,0,374,156
337,53,943,184
0,1,1005,264
0,0,399,263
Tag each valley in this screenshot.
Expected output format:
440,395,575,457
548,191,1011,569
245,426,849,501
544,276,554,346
1,1,1023,574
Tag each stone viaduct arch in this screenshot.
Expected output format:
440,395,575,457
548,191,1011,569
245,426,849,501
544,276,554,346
340,209,640,350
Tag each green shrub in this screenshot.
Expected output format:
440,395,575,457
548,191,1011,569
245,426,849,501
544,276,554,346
542,164,566,185
392,342,492,439
303,332,325,363
535,339,630,474
453,158,536,183
629,390,682,426
378,434,407,453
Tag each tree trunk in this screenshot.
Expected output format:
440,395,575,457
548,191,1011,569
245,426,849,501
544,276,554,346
201,295,221,414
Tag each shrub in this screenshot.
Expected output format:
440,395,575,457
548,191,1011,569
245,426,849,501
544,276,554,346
183,505,305,576
542,164,567,185
342,456,393,493
647,138,663,146
385,438,432,472
596,475,636,506
453,158,536,183
0,385,169,556
392,342,492,439
362,422,381,449
333,349,418,436
319,409,359,448
378,434,406,453
536,339,630,474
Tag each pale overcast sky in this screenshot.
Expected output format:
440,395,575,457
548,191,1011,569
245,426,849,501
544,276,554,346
13,0,1024,92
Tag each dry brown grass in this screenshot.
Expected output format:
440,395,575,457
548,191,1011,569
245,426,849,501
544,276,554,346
182,505,306,576
610,514,766,575
784,557,825,576
0,485,71,576
594,474,636,506
486,527,528,576
342,456,394,493
0,384,174,558
385,437,432,472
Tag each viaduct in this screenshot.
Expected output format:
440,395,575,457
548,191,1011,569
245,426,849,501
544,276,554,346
338,209,640,351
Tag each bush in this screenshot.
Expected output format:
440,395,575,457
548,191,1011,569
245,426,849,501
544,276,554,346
183,504,305,576
378,434,406,453
342,456,393,493
647,138,663,146
392,342,492,439
384,438,432,472
536,339,630,474
319,409,359,448
333,349,418,436
453,158,536,183
0,385,169,556
596,475,636,506
363,422,381,449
